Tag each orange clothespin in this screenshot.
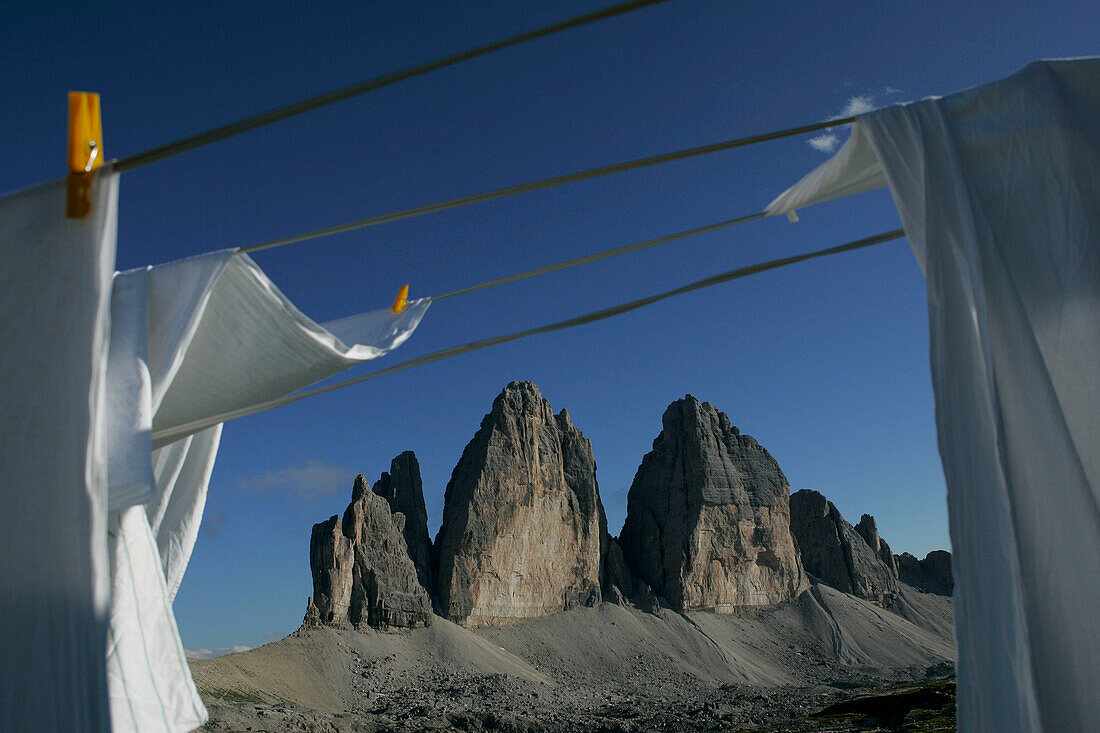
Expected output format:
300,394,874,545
392,284,410,314
66,92,103,219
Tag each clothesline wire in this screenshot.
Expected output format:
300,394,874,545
239,117,855,255
111,0,672,173
430,211,767,301
153,227,905,444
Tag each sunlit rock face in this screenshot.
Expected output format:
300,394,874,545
789,489,899,607
435,382,605,627
620,396,808,613
307,475,432,631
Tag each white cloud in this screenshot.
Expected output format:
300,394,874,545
808,132,841,153
807,92,888,154
185,645,251,659
238,459,354,499
837,94,876,117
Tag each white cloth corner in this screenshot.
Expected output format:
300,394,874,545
103,248,430,732
768,58,1100,732
764,120,888,217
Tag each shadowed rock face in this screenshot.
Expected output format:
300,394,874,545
855,514,900,576
896,550,954,595
435,382,605,627
620,396,808,612
789,489,899,607
602,537,634,605
372,451,435,597
307,475,432,630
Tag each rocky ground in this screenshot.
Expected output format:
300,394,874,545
192,583,953,732
199,670,955,732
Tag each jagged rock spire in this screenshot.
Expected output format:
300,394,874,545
307,474,432,630
620,395,807,612
372,451,435,597
789,489,899,606
435,381,605,627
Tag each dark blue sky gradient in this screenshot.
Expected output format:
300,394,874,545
2,1,1094,650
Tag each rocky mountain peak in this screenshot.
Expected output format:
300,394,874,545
306,475,432,631
488,380,555,422
371,451,435,596
788,489,899,607
620,396,807,612
896,550,954,595
350,473,369,503
662,394,738,436
435,382,605,627
855,513,899,575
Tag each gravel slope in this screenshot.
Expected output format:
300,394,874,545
192,581,952,732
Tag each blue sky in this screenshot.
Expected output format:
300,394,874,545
2,1,1095,652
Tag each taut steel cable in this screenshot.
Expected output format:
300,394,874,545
152,228,904,443
239,117,855,255
112,0,673,172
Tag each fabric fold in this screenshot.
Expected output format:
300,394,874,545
104,249,430,732
764,120,889,217
0,171,120,733
768,58,1100,732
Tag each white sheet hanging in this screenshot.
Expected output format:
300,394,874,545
0,172,119,733
768,58,1100,731
103,249,430,732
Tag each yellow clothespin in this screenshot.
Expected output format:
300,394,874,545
66,91,103,219
392,284,410,314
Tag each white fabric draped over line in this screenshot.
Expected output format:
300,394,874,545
0,170,430,732
105,250,429,732
768,58,1100,732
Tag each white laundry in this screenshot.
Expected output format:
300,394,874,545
103,249,429,732
0,167,430,732
768,58,1100,732
0,171,119,732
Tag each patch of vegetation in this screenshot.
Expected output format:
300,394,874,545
737,676,955,732
203,686,276,705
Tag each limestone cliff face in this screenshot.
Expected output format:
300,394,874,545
307,475,432,630
435,382,605,627
371,451,435,597
855,513,899,576
789,489,899,606
896,550,954,595
619,396,808,612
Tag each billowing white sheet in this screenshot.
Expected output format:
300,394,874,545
0,172,119,732
769,59,1100,731
103,249,430,732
